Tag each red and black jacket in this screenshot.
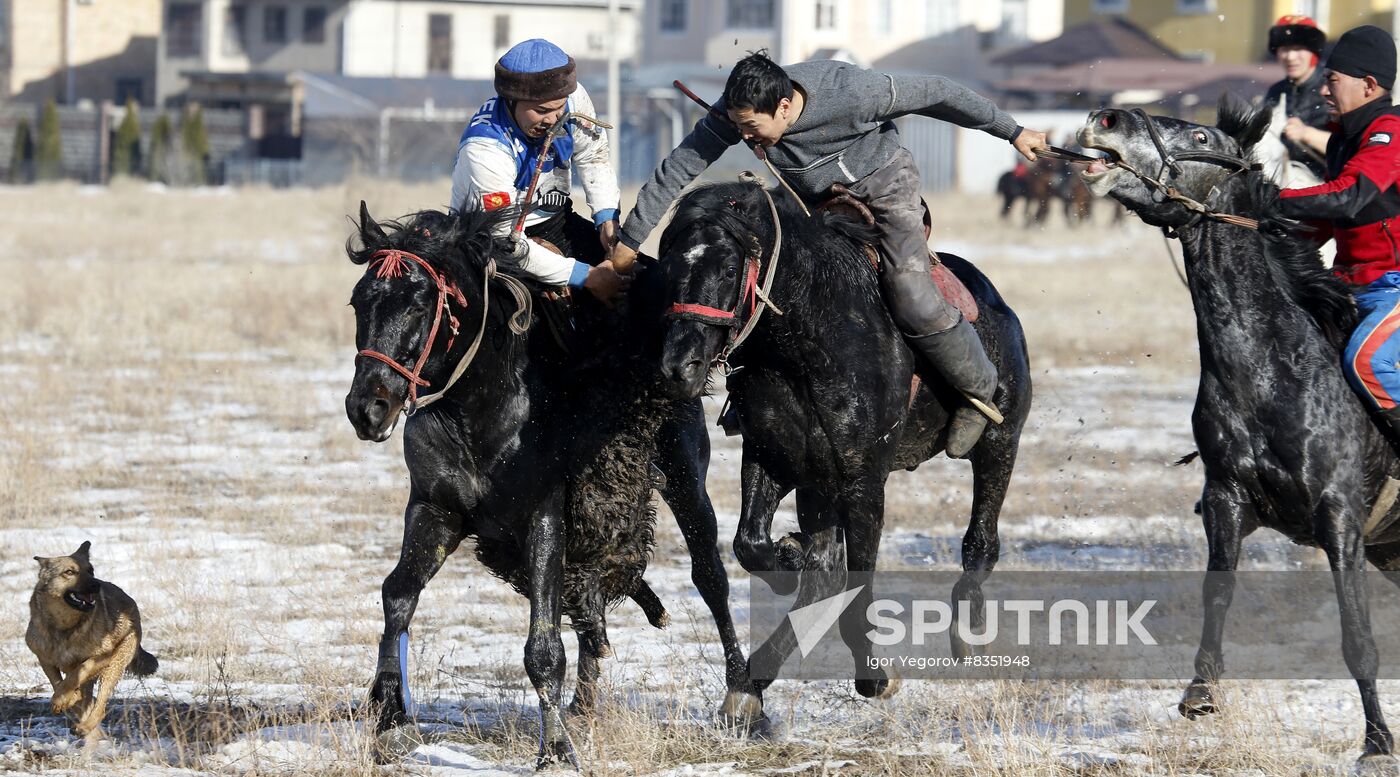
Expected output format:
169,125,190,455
1279,98,1400,286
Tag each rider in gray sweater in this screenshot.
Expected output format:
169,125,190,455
610,53,1043,456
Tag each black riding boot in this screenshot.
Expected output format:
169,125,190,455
1380,407,1400,444
907,317,998,459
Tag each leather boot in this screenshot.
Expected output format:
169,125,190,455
1380,406,1400,443
906,317,998,459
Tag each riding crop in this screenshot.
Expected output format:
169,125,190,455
511,111,614,239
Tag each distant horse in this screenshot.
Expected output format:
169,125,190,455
1055,167,1094,226
654,182,1032,697
343,203,761,768
1080,95,1400,766
996,166,1029,220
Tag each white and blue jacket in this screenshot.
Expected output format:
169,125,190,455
450,84,619,287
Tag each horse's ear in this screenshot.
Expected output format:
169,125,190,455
359,200,387,246
1216,92,1270,152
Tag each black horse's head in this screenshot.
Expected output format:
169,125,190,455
1078,94,1270,228
345,201,498,441
655,182,775,398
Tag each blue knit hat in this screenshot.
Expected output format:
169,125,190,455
495,39,577,102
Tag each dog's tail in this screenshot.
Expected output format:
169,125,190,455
128,647,158,677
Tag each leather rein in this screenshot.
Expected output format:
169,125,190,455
664,173,785,374
356,248,531,415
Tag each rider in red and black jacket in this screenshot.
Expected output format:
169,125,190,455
1278,25,1400,420
1282,25,1400,285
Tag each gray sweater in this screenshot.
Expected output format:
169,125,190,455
619,60,1021,250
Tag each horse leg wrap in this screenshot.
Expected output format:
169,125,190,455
397,631,413,712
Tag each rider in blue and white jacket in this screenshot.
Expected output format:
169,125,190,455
450,38,627,304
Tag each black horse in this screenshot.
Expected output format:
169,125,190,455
654,182,1032,697
1080,95,1400,766
343,203,761,768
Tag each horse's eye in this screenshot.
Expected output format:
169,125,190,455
1193,131,1208,145
723,265,739,279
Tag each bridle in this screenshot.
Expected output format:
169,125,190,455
356,248,531,414
664,176,785,374
1113,108,1263,233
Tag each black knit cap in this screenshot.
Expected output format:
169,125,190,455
1325,25,1397,91
1268,15,1326,56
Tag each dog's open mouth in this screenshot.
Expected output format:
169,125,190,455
64,590,97,611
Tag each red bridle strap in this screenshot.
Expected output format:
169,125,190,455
665,256,760,328
356,249,468,405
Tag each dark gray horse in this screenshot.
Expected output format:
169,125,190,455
1080,95,1400,767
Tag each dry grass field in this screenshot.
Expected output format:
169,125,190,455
0,179,1384,775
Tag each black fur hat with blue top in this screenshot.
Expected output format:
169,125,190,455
495,39,577,103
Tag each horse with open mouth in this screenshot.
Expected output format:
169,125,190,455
1079,94,1400,767
343,202,762,769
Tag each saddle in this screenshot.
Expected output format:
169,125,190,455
815,185,982,413
815,184,979,323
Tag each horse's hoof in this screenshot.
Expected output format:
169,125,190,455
876,670,902,700
373,724,425,763
535,738,581,772
855,665,900,700
775,532,813,572
718,693,782,741
1355,752,1398,776
1178,683,1216,720
950,632,988,660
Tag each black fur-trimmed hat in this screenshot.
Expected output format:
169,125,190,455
1269,15,1326,56
494,39,577,103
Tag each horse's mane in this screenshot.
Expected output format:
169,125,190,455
658,183,884,397
346,208,506,286
1233,172,1358,349
660,181,881,286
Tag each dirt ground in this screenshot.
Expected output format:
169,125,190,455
0,180,1381,776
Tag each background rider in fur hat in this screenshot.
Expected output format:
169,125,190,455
608,51,1044,456
1278,25,1400,429
450,38,628,305
1263,15,1332,180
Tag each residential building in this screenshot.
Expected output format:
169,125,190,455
1063,0,1395,64
157,0,640,160
0,0,161,106
340,0,639,80
158,0,641,106
641,0,1064,73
